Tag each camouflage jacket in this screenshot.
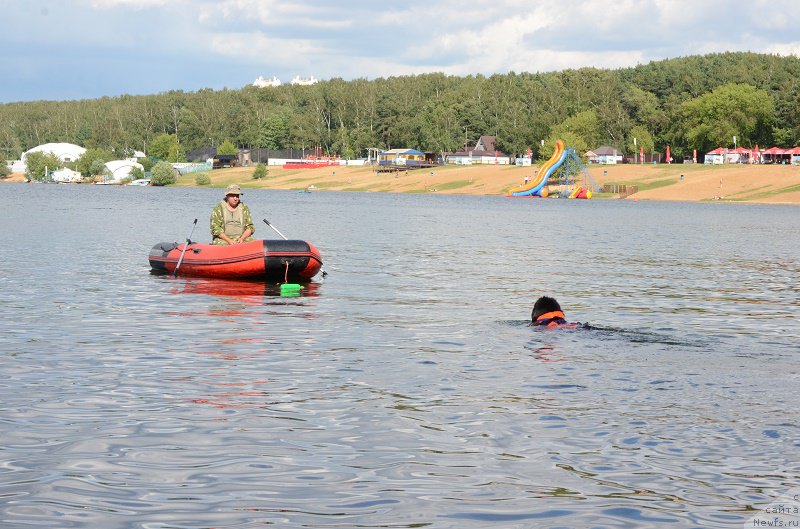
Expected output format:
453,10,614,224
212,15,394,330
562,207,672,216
210,201,254,241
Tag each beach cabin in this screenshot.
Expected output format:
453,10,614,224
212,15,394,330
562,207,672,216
704,147,725,164
587,146,623,164
515,154,533,167
762,146,791,164
724,147,754,164
378,148,425,166
445,135,511,165
790,147,800,165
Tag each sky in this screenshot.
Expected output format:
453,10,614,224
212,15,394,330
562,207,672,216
3,0,800,103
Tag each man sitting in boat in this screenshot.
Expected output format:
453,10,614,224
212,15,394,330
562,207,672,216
210,184,255,245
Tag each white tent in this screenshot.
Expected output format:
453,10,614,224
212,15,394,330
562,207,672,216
51,167,83,183
22,143,86,163
105,160,144,183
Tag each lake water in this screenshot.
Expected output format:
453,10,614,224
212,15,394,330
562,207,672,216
1,183,798,529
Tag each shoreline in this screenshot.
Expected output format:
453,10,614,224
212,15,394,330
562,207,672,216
6,162,800,205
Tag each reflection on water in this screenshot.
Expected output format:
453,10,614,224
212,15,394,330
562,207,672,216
170,276,322,298
0,184,798,528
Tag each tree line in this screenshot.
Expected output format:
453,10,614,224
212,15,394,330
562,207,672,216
2,51,799,168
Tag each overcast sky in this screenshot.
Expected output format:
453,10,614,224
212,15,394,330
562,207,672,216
3,0,800,103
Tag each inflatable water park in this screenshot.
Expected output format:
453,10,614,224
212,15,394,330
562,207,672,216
509,140,596,199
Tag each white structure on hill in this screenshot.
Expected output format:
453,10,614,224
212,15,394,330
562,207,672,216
22,142,86,163
291,75,318,86
253,76,282,88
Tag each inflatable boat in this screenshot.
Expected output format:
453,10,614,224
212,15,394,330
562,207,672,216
149,239,323,280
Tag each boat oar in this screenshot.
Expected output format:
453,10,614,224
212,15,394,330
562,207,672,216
263,218,288,240
173,218,198,277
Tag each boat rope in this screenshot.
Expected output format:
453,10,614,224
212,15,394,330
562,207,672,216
284,261,289,284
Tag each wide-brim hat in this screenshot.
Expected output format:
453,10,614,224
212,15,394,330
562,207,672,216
225,184,242,195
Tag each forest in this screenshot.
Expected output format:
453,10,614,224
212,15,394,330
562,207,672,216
1,52,799,165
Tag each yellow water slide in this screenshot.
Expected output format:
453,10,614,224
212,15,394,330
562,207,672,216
511,140,566,197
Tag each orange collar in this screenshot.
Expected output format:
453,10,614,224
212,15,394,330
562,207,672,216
535,310,565,322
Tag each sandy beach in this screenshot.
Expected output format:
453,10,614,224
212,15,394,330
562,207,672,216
6,162,800,204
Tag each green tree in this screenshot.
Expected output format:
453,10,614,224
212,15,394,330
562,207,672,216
4,52,800,164
626,125,655,159
129,166,144,181
137,157,155,172
542,111,602,161
0,152,9,178
75,147,114,177
150,161,177,186
167,141,186,163
195,172,211,185
24,151,62,181
217,139,239,155
89,159,107,178
622,85,666,136
252,163,268,179
257,114,290,149
75,122,91,146
771,127,793,146
149,133,179,161
678,83,774,152
550,110,603,152
541,132,589,163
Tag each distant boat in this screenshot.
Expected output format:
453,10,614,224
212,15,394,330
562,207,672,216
127,179,151,186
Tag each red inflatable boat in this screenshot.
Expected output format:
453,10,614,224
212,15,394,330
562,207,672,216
149,239,323,280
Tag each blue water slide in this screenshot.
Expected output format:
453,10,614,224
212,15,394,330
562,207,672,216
513,146,568,197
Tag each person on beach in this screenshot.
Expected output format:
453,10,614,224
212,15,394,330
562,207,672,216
210,184,255,245
530,296,577,329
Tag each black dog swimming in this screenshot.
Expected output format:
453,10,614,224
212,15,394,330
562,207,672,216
530,296,577,329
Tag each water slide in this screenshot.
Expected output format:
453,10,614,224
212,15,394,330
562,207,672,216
511,140,567,197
